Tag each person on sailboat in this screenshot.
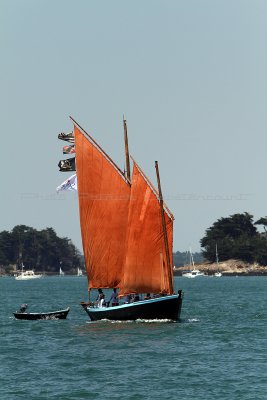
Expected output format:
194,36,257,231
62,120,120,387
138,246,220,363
96,288,103,301
98,293,106,308
95,289,106,307
133,294,140,302
124,294,133,303
109,288,119,307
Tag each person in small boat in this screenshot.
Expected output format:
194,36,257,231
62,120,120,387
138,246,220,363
109,288,119,306
19,304,28,313
144,293,151,300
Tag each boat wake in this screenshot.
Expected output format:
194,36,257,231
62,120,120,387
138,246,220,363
87,318,175,324
135,318,174,323
186,318,200,323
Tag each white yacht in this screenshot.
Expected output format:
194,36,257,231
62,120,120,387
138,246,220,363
182,249,205,278
182,269,205,278
15,265,43,280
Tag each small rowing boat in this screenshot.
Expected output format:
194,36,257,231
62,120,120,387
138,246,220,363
13,304,70,320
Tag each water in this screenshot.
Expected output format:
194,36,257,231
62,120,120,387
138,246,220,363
1,276,266,399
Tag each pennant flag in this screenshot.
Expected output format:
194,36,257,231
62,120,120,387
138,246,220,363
63,145,75,154
58,132,75,143
58,157,76,172
57,174,77,192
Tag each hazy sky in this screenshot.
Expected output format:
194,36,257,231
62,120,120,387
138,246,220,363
1,0,267,253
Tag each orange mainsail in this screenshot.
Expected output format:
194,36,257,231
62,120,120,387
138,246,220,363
74,125,131,289
119,162,174,296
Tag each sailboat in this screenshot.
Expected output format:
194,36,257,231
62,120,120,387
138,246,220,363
59,267,65,276
77,267,83,276
213,244,222,277
58,117,183,321
182,249,204,278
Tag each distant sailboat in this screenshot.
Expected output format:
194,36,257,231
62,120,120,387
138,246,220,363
77,267,83,276
59,267,65,276
213,244,222,277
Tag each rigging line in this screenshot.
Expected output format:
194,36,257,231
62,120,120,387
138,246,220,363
155,160,174,294
69,116,131,186
123,118,131,182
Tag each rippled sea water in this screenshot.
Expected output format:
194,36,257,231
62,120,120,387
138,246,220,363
1,276,266,399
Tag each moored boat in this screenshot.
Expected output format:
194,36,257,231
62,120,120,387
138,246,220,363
213,244,222,277
182,269,205,278
182,249,205,278
15,268,43,280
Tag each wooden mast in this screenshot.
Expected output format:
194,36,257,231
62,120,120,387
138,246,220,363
155,161,174,294
123,117,131,182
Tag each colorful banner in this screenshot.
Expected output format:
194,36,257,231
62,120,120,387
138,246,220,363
58,157,76,172
63,145,75,154
58,132,75,143
56,174,77,192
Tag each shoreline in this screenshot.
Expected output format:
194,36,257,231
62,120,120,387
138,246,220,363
2,259,267,277
173,259,267,276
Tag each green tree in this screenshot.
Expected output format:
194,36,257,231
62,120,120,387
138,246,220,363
200,213,259,262
0,225,83,272
0,231,13,265
173,251,203,266
254,217,267,232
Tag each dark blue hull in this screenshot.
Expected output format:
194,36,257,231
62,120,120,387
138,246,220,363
81,293,183,322
13,307,70,320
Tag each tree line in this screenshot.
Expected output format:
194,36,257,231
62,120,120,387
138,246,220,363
0,225,83,273
2,213,267,274
200,212,267,264
173,251,203,267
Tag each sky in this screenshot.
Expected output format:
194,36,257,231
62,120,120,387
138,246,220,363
1,0,267,253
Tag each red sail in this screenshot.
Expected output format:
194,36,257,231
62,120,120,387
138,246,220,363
74,125,130,289
119,162,174,296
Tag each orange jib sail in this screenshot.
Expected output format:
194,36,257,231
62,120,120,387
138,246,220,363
120,162,174,296
74,125,130,289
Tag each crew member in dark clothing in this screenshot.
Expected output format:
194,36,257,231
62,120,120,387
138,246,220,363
109,288,119,306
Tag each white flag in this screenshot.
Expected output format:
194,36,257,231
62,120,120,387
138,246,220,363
56,174,77,192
